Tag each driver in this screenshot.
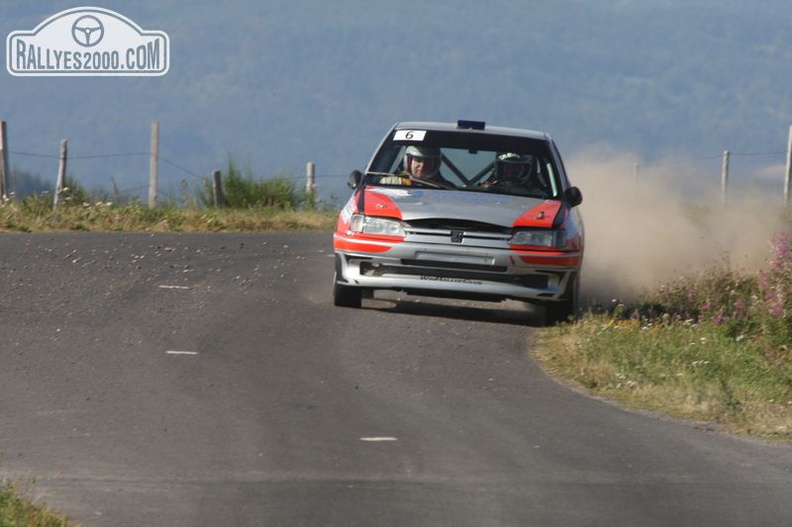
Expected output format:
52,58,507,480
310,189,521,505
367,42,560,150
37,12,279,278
380,146,453,188
405,145,442,179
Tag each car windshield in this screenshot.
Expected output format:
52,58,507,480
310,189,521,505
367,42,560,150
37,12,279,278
367,130,562,199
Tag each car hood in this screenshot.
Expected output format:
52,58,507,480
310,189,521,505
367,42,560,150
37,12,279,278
363,187,562,229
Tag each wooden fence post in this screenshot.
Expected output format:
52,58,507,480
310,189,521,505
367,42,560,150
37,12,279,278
0,121,8,200
212,169,225,207
149,120,159,208
721,149,729,206
784,125,792,206
305,161,316,210
54,139,67,209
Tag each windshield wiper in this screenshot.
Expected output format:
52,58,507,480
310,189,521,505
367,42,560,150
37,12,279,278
407,175,454,190
365,171,454,190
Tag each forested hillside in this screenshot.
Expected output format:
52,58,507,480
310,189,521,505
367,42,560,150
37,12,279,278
1,0,790,198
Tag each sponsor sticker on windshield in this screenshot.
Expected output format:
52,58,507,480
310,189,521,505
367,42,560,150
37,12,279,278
7,6,169,76
393,130,426,142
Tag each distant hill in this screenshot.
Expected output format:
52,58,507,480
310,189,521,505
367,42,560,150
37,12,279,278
1,0,791,202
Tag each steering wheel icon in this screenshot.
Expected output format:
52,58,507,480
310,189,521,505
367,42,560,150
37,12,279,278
71,15,104,47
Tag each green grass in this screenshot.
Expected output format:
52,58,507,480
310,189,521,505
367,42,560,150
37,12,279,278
0,481,79,527
0,199,338,233
534,233,792,440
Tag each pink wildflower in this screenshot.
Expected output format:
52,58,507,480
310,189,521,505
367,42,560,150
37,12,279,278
687,288,697,303
711,309,727,325
733,298,746,319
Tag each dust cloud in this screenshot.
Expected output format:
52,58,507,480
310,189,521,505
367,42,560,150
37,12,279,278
566,149,790,306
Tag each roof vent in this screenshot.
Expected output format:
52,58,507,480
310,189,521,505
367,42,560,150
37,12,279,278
457,120,485,130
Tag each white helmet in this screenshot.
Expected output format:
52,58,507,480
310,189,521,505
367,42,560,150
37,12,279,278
405,145,441,176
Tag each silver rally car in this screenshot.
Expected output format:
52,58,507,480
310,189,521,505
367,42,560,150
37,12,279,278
333,120,584,324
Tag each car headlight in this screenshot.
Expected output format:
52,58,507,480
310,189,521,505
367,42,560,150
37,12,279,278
349,214,406,237
510,229,565,248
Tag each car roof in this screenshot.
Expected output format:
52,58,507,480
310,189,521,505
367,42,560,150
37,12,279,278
392,121,552,142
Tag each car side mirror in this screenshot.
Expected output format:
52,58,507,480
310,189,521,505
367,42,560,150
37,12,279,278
348,170,363,189
565,186,583,207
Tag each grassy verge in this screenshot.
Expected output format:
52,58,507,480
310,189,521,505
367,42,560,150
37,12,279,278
534,233,792,441
0,481,80,527
0,201,338,233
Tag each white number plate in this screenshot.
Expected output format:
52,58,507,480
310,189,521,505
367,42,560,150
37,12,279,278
393,130,426,141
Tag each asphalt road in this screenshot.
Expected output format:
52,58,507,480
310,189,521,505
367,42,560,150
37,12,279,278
1,232,791,526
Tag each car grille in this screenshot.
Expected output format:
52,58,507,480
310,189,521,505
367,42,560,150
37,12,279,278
404,219,511,248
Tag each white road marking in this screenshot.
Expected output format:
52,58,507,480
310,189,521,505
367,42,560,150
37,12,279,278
166,350,198,355
159,285,190,289
360,437,398,442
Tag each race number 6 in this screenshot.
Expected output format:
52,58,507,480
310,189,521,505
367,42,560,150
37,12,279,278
394,130,426,141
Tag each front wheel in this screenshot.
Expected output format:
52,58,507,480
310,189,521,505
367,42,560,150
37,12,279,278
544,273,580,325
333,278,363,308
544,298,574,325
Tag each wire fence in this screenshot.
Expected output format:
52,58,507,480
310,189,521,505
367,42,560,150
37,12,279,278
6,146,788,207
4,145,351,206
636,150,788,170
1,121,790,207
621,146,791,206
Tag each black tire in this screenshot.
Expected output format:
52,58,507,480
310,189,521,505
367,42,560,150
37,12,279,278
544,273,580,326
333,279,363,308
544,298,574,325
